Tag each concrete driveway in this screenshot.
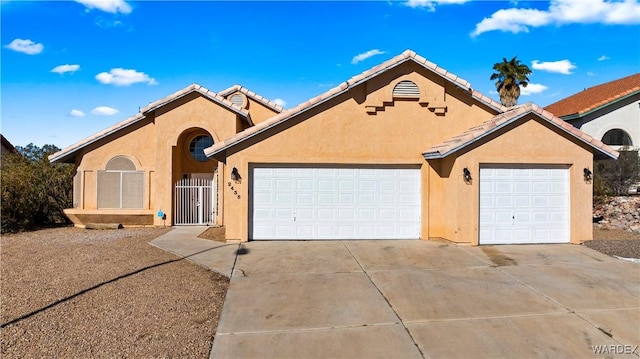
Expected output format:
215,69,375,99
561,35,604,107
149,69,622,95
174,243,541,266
152,229,640,358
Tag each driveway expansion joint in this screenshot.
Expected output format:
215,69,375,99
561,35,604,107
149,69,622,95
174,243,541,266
341,241,426,359
215,321,403,336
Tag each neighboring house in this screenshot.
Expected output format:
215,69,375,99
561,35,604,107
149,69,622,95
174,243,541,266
50,50,618,245
1,134,20,156
545,73,640,152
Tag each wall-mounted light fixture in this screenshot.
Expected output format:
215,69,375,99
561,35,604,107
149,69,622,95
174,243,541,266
463,167,472,183
584,168,592,182
231,167,241,182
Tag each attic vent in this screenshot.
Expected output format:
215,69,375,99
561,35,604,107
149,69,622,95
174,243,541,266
393,80,420,98
229,93,246,108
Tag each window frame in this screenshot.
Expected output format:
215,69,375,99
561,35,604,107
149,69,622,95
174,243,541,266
97,156,145,209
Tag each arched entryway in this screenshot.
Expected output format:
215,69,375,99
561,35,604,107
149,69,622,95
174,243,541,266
173,128,218,225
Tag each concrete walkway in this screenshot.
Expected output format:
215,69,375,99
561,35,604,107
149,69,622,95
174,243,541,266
150,226,239,277
151,229,640,358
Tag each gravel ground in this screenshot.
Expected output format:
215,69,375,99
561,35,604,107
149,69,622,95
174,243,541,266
1,226,229,358
197,226,226,242
2,224,637,357
585,225,640,259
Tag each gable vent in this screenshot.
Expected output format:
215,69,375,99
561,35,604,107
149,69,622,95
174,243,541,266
229,93,246,108
393,80,420,98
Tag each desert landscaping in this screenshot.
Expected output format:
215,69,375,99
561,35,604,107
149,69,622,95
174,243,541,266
2,199,639,358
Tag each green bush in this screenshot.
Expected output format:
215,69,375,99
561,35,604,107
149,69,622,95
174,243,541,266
594,149,640,197
1,144,74,232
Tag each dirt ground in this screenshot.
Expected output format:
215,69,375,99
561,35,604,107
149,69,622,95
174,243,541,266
586,224,640,259
1,226,229,358
197,226,226,242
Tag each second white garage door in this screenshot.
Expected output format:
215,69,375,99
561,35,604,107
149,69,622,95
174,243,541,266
479,165,570,245
251,166,421,240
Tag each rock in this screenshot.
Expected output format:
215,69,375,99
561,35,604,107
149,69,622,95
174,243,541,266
594,196,640,233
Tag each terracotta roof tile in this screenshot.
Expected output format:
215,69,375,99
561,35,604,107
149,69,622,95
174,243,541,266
206,50,507,159
545,73,640,118
49,84,249,163
423,103,619,160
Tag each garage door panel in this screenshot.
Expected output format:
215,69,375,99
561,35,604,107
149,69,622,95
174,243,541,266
358,208,375,220
318,180,334,190
317,193,334,204
495,196,512,207
317,208,335,220
297,179,313,190
252,166,421,240
276,193,293,204
480,165,569,245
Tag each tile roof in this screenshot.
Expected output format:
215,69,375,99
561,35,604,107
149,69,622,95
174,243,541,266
544,73,640,118
49,84,250,163
205,49,508,159
218,85,285,113
422,103,619,160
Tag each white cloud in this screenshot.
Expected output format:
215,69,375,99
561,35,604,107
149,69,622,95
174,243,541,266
69,109,85,117
531,59,576,74
91,106,119,116
52,64,80,74
75,0,131,14
95,68,157,86
472,8,551,36
405,0,471,11
520,83,548,96
4,38,43,55
472,0,640,37
351,49,386,65
598,55,611,61
273,98,287,107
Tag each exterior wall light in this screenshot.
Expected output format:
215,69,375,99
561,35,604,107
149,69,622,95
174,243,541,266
231,167,241,182
463,167,472,183
584,168,592,182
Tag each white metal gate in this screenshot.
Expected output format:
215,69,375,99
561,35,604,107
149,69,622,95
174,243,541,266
174,175,217,225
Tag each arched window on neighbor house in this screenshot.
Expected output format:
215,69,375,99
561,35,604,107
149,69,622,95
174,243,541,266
602,129,633,147
98,156,144,209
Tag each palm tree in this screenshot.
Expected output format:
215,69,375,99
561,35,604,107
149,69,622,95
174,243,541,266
490,56,532,107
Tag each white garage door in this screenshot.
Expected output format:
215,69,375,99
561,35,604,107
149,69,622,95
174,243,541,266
252,167,421,240
479,165,570,245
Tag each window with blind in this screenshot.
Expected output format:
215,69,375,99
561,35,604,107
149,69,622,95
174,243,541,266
73,171,82,208
98,156,144,209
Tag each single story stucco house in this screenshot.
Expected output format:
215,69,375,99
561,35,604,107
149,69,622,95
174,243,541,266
50,50,618,245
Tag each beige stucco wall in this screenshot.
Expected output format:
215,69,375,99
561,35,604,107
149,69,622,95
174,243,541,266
427,116,595,245
244,97,282,125
72,93,245,226
221,62,501,241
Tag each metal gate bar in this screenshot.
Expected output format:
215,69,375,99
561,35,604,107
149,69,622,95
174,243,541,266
174,176,217,225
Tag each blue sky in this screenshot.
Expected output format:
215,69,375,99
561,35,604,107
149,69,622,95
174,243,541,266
2,0,639,149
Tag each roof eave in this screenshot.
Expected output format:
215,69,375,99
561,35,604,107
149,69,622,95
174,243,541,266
49,113,146,163
206,53,506,159
422,112,529,160
423,109,619,161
